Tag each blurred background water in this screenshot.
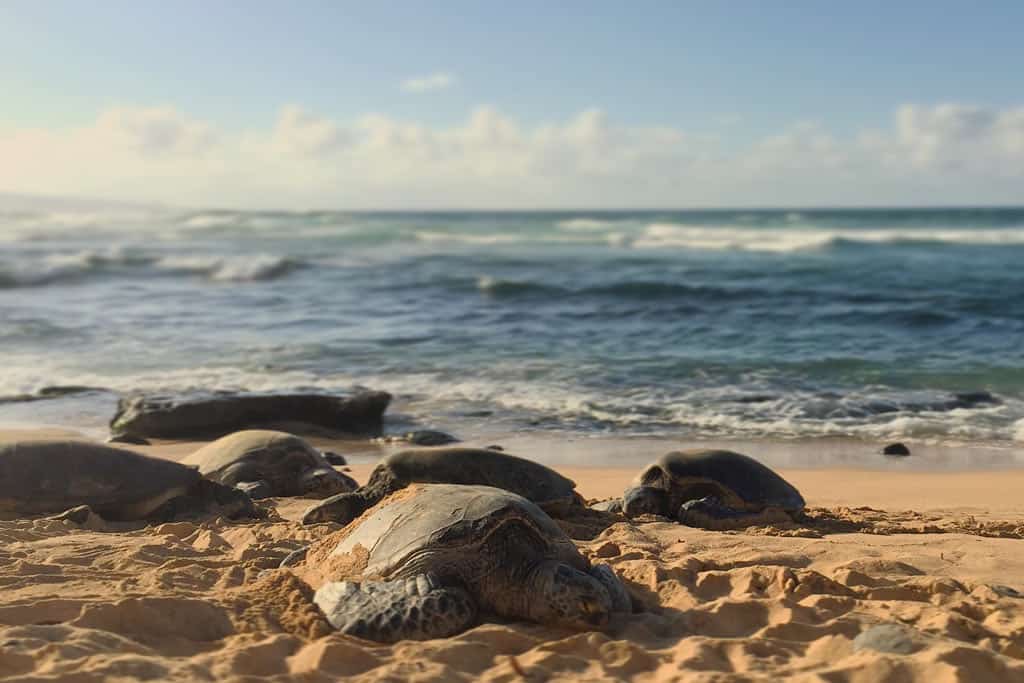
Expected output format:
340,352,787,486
2,206,1023,447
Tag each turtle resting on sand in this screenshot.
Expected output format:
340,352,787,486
304,483,631,642
302,447,581,525
0,440,255,522
182,430,356,499
608,449,805,530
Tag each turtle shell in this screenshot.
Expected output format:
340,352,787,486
375,448,580,510
0,440,200,517
636,449,805,512
183,430,325,479
328,484,585,582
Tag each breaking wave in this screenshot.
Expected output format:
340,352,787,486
632,223,1024,252
0,249,304,288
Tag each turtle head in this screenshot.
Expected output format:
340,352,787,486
622,485,669,517
299,466,356,498
149,479,259,523
203,480,259,519
526,561,612,630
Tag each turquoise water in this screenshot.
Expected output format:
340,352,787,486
2,207,1024,445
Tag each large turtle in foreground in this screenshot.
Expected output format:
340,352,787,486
300,484,631,642
0,440,256,522
601,449,805,530
182,430,356,499
302,448,581,525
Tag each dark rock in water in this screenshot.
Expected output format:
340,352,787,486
882,442,911,456
404,430,459,446
110,391,391,440
106,434,151,446
952,390,1000,408
322,451,347,466
852,624,922,655
729,394,778,404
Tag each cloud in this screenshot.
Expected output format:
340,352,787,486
0,102,1021,208
401,72,457,93
271,105,349,157
895,104,1024,171
97,106,218,155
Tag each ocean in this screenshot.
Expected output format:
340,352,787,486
2,206,1024,451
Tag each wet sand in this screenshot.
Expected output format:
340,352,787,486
2,429,1023,681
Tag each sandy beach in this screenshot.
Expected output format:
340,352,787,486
2,429,1023,682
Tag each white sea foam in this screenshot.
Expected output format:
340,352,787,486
556,218,627,231
0,247,155,287
414,230,597,246
631,223,1024,252
181,214,239,229
156,254,300,282
1014,419,1024,442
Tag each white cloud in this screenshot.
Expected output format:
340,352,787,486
0,102,1021,208
895,104,1024,172
93,106,218,155
271,105,349,157
401,72,457,93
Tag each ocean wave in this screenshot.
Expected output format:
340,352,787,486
631,223,1024,253
156,254,304,282
556,217,632,231
467,275,759,302
180,213,241,229
175,210,350,234
414,230,614,247
0,249,304,288
475,276,562,297
0,248,157,288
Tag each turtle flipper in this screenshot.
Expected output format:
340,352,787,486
314,574,477,642
676,496,791,530
589,563,632,614
48,505,100,524
279,545,309,568
589,498,623,513
302,490,372,525
235,480,274,499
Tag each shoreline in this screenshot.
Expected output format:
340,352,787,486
3,423,1022,470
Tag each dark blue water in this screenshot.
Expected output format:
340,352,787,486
2,207,1023,444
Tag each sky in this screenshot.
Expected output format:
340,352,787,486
1,1,1022,209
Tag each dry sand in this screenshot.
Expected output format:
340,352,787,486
2,429,1024,681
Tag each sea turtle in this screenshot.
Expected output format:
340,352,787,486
0,440,256,522
182,430,356,499
302,483,631,642
302,447,581,525
611,449,805,529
